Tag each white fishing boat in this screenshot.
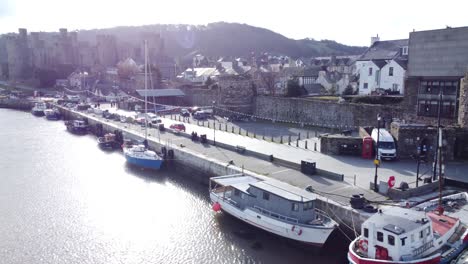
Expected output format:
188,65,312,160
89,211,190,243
31,102,47,116
209,174,337,246
348,206,468,264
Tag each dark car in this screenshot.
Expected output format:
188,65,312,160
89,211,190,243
180,108,190,117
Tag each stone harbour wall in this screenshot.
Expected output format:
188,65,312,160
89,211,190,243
458,72,468,128
254,96,403,129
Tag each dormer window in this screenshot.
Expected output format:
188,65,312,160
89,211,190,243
402,46,409,55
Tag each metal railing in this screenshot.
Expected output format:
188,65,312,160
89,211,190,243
253,205,299,224
413,240,434,256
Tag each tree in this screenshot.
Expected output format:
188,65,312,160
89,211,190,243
286,77,303,97
205,76,213,86
342,85,354,95
259,71,278,95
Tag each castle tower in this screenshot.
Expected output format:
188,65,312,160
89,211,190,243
96,34,118,66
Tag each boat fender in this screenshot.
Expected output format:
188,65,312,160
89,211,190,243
359,239,368,252
291,225,302,236
212,202,221,212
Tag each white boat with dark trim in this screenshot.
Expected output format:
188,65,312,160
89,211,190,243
44,108,61,120
209,174,338,246
31,102,47,116
348,206,468,264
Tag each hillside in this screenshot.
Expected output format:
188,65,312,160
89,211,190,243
76,22,367,59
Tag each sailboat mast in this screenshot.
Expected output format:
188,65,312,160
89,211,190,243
144,40,148,141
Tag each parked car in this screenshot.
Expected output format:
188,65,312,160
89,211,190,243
193,110,210,120
149,117,162,128
170,123,186,132
189,106,200,114
180,108,190,117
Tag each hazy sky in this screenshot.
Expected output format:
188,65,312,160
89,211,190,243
0,0,467,46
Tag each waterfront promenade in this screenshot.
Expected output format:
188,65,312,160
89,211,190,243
62,105,386,206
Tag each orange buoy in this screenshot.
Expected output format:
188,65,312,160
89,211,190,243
212,202,221,212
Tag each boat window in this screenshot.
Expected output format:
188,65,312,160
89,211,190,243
388,235,395,246
426,227,431,236
377,232,384,242
292,203,299,211
363,228,369,238
263,192,270,200
401,237,407,246
420,230,424,239
234,189,240,196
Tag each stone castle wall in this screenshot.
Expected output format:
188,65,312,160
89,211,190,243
217,75,254,114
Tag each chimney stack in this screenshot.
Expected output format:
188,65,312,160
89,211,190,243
371,34,380,46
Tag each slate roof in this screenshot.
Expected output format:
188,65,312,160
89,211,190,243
358,39,408,61
407,26,468,77
136,89,185,97
372,59,387,69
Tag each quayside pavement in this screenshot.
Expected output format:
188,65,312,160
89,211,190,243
69,106,388,206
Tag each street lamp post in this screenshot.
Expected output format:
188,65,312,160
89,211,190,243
373,114,382,192
212,100,216,146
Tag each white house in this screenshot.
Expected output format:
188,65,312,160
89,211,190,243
356,36,408,95
177,67,219,84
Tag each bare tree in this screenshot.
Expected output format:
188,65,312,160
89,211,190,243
259,71,278,96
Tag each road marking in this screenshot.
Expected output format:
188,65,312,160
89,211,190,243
271,169,291,175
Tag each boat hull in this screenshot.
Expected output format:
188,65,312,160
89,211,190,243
98,140,119,150
124,151,163,170
348,237,468,264
46,114,61,120
210,193,335,246
66,126,88,135
32,110,45,117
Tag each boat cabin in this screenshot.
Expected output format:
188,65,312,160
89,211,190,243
210,175,323,225
359,207,459,262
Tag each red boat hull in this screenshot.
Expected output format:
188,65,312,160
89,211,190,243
348,249,441,264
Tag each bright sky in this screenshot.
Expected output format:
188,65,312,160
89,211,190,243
1,0,467,46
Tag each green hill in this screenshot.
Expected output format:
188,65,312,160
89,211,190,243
77,22,366,59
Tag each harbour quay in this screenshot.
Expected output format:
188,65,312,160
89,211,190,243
54,103,379,235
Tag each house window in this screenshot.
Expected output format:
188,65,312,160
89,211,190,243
426,227,431,236
388,235,395,246
369,67,373,76
420,230,424,239
401,237,407,246
292,203,299,211
377,232,384,242
363,228,369,238
411,234,415,243
263,192,270,200
389,67,394,76
234,189,240,196
363,83,368,89
402,46,409,55
240,193,246,200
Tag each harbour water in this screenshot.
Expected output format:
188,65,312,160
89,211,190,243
0,109,347,264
